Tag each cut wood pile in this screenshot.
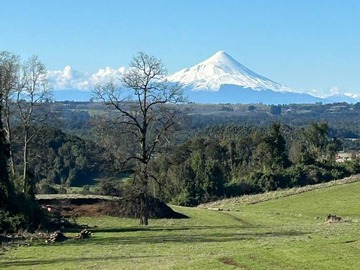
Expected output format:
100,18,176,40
75,229,92,239
44,229,92,243
45,231,67,243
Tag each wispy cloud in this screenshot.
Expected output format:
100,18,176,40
47,66,126,90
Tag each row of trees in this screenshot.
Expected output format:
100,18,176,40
155,122,349,206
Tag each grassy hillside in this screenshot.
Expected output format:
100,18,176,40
199,174,360,209
1,180,360,269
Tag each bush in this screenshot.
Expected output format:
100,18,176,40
0,193,46,233
0,210,27,233
224,181,253,197
344,159,360,174
36,182,58,194
57,186,67,194
97,179,123,196
227,162,353,199
171,191,200,207
81,185,91,195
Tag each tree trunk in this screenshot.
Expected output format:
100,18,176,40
0,103,11,206
8,146,15,176
22,128,29,194
4,122,15,177
139,193,149,226
139,165,149,226
4,108,15,176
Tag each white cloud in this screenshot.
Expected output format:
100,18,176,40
90,67,126,85
47,66,126,90
329,86,342,95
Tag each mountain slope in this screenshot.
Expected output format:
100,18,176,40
167,51,292,92
184,84,323,104
167,51,326,104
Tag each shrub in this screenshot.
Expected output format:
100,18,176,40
0,210,27,233
81,185,91,195
36,182,58,194
97,179,123,196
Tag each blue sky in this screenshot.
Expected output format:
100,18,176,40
1,0,360,95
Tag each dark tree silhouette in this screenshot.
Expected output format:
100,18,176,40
94,52,184,225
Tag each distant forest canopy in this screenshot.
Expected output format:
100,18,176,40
3,100,357,204
56,101,360,140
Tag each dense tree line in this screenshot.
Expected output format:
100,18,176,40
155,122,356,206
5,97,360,210
23,127,113,190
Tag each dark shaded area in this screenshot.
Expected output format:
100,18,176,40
37,197,111,205
104,197,189,219
218,257,245,268
0,255,163,268
64,229,308,246
92,223,265,234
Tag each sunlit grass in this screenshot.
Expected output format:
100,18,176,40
2,180,360,269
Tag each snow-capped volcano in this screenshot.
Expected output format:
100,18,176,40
167,51,292,92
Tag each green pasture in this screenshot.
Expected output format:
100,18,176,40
1,180,360,269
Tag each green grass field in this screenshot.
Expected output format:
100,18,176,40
1,179,360,269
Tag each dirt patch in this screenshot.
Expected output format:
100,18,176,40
218,257,247,269
60,203,107,217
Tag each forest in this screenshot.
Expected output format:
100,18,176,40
53,101,360,207
6,101,360,204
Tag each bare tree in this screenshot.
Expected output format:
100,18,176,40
15,55,52,196
0,53,14,205
0,51,19,176
94,52,184,225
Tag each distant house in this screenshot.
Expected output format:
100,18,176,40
336,151,359,162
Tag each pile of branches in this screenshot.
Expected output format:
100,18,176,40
104,195,188,219
45,231,67,243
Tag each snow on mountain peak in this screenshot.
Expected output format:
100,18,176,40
167,51,292,92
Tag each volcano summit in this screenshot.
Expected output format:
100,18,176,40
167,51,323,104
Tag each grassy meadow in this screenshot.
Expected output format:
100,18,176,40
1,179,360,269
